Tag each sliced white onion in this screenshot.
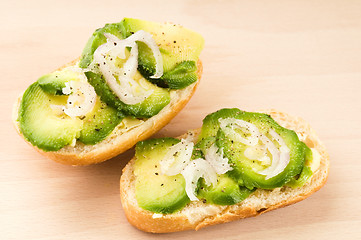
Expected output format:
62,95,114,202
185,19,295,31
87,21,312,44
159,139,194,176
181,159,218,201
62,80,97,118
244,145,271,166
93,43,152,105
204,144,233,175
219,117,291,180
219,118,260,146
105,31,163,78
92,31,164,105
257,130,290,180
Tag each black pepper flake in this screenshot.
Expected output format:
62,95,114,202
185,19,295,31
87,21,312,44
161,184,164,186
114,42,117,46
155,173,158,175
173,40,176,43
95,128,100,131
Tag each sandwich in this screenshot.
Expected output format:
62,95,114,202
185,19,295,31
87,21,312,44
120,108,329,233
13,18,204,165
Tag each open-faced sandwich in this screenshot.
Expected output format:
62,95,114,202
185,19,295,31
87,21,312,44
13,18,204,165
120,108,329,233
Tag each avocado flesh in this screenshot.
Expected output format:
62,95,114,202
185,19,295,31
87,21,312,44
79,22,125,69
121,18,204,89
286,143,313,188
40,68,125,145
200,109,305,190
198,176,254,205
37,69,82,95
134,138,190,214
78,99,124,145
193,137,254,205
199,108,243,141
79,21,171,118
20,69,124,150
85,71,170,118
18,82,83,151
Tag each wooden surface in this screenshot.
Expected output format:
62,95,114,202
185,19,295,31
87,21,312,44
1,0,361,239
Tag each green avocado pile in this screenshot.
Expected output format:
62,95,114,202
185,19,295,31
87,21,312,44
18,18,204,151
134,108,314,214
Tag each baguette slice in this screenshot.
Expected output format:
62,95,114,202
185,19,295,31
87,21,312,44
12,59,202,166
120,110,329,233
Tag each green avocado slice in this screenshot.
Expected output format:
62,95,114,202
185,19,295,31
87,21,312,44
18,82,83,151
84,71,170,118
79,19,204,91
120,18,204,89
286,143,314,188
20,69,124,150
193,137,254,205
134,138,190,214
197,175,255,205
37,68,83,95
78,100,124,145
200,109,306,190
219,111,305,189
79,22,125,69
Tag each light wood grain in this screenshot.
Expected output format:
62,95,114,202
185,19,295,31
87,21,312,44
1,0,361,239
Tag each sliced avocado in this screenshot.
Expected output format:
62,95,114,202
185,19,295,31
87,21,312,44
199,108,243,141
213,110,305,189
85,71,170,118
286,143,313,188
78,99,123,145
197,175,254,205
18,82,83,151
37,68,82,95
159,61,198,89
193,136,254,205
121,18,204,89
134,138,190,214
23,68,124,148
79,22,125,69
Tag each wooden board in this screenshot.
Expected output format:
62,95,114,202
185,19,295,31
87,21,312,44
1,0,361,239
